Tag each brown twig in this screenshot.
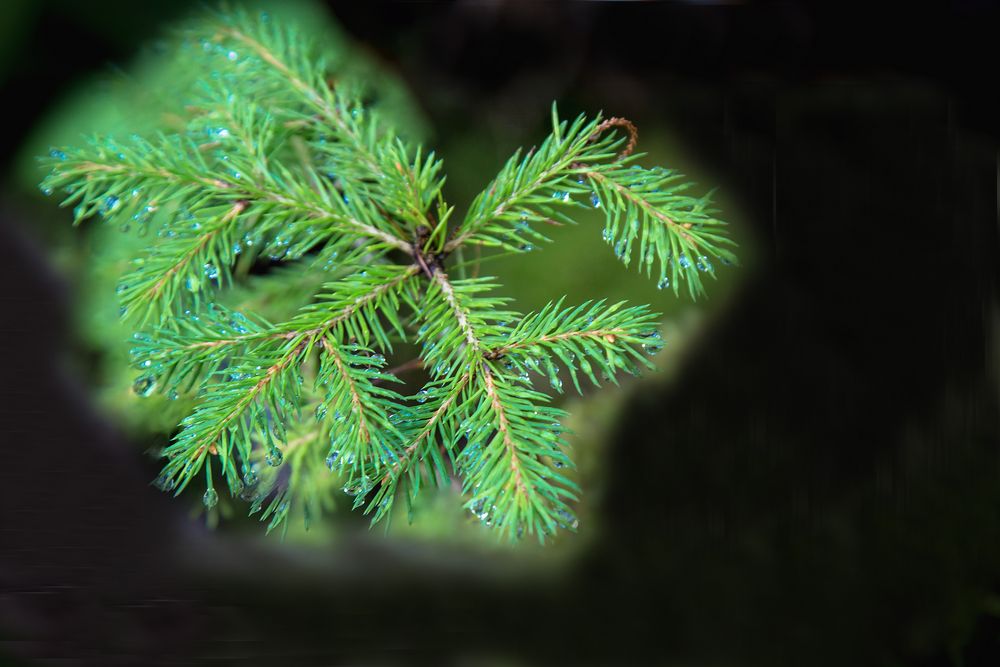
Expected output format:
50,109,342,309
591,117,638,161
384,357,424,378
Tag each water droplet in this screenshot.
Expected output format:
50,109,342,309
266,449,283,467
590,193,601,208
519,243,534,252
342,475,371,496
204,263,219,280
614,240,626,258
696,255,713,272
203,487,218,509
657,277,670,290
325,450,340,471
132,374,156,397
39,185,54,196
417,389,429,404
551,191,570,202
227,50,238,61
49,149,67,161
232,241,242,255
100,195,120,216
154,473,175,492
641,331,664,355
315,404,328,421
229,313,249,334
185,276,200,292
550,376,563,391
602,228,613,242
555,509,579,530
678,254,691,269
243,467,258,486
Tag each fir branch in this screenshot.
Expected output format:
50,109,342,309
442,108,619,254
583,164,737,298
133,264,419,398
364,372,473,525
484,298,662,393
315,336,406,486
42,6,738,542
215,13,443,233
409,270,578,540
457,365,578,541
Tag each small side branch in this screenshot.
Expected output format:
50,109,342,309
432,269,480,355
479,363,528,499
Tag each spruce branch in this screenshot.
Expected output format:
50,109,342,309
41,6,738,542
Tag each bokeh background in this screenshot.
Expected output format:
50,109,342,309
1,1,998,665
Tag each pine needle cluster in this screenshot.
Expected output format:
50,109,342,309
39,7,736,542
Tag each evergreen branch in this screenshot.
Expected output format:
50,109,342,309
434,269,482,354
414,271,516,377
133,264,419,396
43,128,414,322
120,200,247,323
158,336,309,497
443,107,619,254
288,264,421,352
479,363,528,500
157,311,408,502
583,164,738,298
483,298,663,393
316,336,407,487
129,304,274,398
43,136,413,252
218,24,333,121
364,372,473,525
42,7,739,542
416,270,578,540
216,16,442,232
457,365,578,541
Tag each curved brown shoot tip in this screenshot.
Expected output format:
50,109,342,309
591,117,638,161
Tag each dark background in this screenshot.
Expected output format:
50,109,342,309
1,1,999,665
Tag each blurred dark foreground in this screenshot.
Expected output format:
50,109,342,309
1,1,999,665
